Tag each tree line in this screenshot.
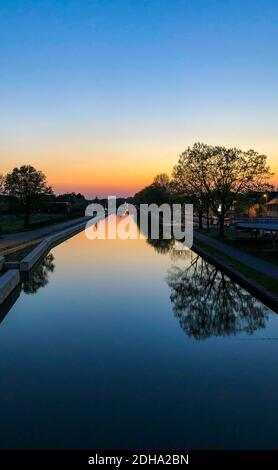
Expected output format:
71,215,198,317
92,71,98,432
1,143,274,235
133,143,274,236
0,165,88,229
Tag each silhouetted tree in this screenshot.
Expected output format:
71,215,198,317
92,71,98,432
173,143,273,236
56,192,85,203
146,235,175,254
153,173,170,188
134,182,170,205
172,149,208,230
4,165,52,227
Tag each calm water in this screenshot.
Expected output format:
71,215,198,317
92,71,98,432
0,217,278,449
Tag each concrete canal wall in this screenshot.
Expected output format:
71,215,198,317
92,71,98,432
0,256,5,271
0,270,20,305
19,215,105,271
0,215,103,305
1,214,277,314
192,243,278,314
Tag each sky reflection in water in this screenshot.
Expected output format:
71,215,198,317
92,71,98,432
0,217,278,449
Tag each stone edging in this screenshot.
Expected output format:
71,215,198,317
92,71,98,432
0,270,20,305
192,243,278,314
0,216,101,305
19,219,89,271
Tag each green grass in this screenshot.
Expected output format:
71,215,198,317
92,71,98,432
0,214,61,234
199,226,235,240
197,227,278,267
194,239,278,296
0,213,83,235
0,219,25,234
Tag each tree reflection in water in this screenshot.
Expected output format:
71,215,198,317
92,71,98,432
145,233,269,340
146,232,192,261
21,253,55,294
145,224,190,259
167,256,269,340
146,236,175,255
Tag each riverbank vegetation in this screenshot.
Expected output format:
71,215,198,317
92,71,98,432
0,165,93,234
134,143,275,237
132,143,278,274
193,238,278,298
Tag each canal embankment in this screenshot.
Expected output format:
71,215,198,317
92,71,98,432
0,215,101,305
0,269,20,305
1,217,277,312
193,231,278,313
0,216,92,254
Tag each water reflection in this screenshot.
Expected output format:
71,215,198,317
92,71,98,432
0,253,55,323
0,219,272,345
145,233,269,339
0,285,21,324
0,222,278,449
167,256,269,340
146,236,175,254
146,231,192,260
21,253,55,295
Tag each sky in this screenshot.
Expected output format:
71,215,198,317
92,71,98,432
0,0,277,197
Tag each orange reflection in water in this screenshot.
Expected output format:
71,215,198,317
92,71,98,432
51,216,173,290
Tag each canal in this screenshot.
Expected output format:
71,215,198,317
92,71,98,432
0,217,278,449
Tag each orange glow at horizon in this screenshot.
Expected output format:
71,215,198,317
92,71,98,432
2,148,278,197
47,163,163,197
45,152,278,197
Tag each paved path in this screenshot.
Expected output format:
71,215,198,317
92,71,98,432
0,217,89,253
194,231,278,280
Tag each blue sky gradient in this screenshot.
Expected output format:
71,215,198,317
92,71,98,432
1,0,277,195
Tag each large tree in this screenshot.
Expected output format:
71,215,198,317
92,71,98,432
134,182,170,205
172,144,210,230
4,165,52,228
173,143,273,236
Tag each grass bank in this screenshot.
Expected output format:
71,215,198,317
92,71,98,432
197,227,278,267
194,239,277,295
0,213,85,235
193,238,278,313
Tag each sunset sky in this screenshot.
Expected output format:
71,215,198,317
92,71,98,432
1,0,277,197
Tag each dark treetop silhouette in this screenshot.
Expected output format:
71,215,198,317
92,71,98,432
172,143,273,236
4,165,52,228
